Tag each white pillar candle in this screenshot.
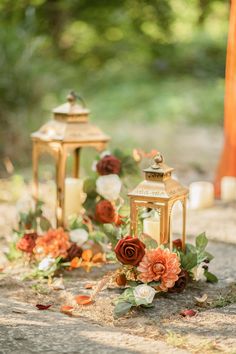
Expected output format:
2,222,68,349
221,176,236,201
143,213,160,244
64,178,86,222
189,181,214,210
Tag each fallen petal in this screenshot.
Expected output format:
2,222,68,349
70,257,80,269
51,278,65,290
36,304,52,310
60,305,74,316
180,309,197,317
84,283,94,289
75,295,93,305
194,293,208,305
92,252,105,263
82,249,93,262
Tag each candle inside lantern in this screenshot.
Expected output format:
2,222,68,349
189,181,214,210
64,178,86,222
221,176,236,201
143,213,160,244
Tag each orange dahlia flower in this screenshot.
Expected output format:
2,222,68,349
34,228,71,259
137,248,181,291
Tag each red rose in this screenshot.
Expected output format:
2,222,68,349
173,239,183,250
16,232,38,253
114,236,146,266
95,200,117,224
64,243,83,262
96,155,121,175
168,270,189,293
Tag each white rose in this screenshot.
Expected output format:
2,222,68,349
133,284,156,304
96,174,122,201
38,256,55,271
69,228,88,245
192,265,205,281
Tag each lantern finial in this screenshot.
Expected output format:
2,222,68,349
152,153,163,169
67,91,86,108
67,91,77,103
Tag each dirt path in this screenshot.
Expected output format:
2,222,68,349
0,239,235,354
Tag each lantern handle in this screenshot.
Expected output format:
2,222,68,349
152,153,164,169
67,91,86,107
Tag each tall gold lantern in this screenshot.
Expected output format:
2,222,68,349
128,153,188,251
31,92,110,227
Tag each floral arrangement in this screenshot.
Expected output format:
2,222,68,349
8,202,106,278
7,149,140,278
112,233,218,317
83,149,139,227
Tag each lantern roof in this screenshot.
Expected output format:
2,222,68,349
31,91,110,144
128,153,188,200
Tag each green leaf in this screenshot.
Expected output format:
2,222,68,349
196,232,208,252
140,233,158,250
83,197,96,214
112,148,139,177
114,288,136,305
127,280,140,287
102,224,119,248
142,303,154,308
186,243,196,253
114,301,133,317
204,270,218,283
83,177,97,197
181,252,198,271
135,298,149,306
147,281,161,287
68,216,84,230
204,251,214,262
89,231,107,243
39,216,52,232
5,242,22,261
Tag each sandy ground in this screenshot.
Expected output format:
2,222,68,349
0,236,236,354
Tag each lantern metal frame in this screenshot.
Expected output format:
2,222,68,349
128,153,188,251
31,92,110,227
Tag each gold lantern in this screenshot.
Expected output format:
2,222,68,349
31,92,110,227
128,153,188,251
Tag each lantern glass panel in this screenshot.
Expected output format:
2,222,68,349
128,153,188,251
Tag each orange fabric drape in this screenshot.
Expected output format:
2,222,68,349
215,0,236,197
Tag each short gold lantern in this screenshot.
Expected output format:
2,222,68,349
31,92,110,227
128,153,188,251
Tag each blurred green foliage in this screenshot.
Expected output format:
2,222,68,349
0,0,229,170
